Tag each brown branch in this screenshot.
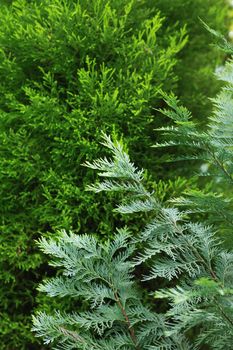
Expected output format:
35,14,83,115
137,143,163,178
114,292,141,350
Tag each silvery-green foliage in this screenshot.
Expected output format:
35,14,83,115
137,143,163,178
34,125,233,348
87,134,233,349
32,229,170,350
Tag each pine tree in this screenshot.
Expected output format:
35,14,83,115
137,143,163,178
33,52,233,349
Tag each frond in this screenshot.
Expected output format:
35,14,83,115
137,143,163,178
84,134,144,183
115,198,158,214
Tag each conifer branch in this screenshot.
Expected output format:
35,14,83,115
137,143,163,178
113,291,140,350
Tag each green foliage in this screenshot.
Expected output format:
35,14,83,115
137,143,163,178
32,230,168,350
33,36,233,348
0,0,227,348
33,128,233,348
0,1,186,347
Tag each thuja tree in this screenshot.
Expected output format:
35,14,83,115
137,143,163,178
33,53,233,348
0,0,227,348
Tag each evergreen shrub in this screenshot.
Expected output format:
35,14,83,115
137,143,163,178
33,55,233,349
0,0,227,348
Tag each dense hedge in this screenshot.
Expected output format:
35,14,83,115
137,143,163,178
0,0,227,349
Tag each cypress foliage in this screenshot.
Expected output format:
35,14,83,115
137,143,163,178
33,55,233,348
0,0,227,349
